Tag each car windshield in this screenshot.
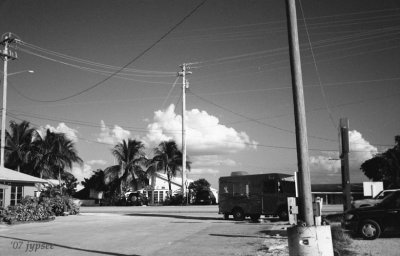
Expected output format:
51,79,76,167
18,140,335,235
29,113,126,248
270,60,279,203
378,191,399,206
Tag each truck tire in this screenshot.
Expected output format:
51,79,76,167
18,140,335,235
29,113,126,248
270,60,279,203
250,214,260,221
359,219,381,240
278,208,289,221
232,208,245,221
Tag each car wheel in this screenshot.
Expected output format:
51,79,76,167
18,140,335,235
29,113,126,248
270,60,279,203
250,214,260,222
223,213,229,220
232,208,245,221
359,219,381,240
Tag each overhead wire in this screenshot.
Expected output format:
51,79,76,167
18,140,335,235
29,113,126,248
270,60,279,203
10,0,208,103
299,0,337,129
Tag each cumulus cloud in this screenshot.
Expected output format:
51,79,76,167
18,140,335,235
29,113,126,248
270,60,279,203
39,123,79,142
190,168,220,175
191,155,236,167
97,120,131,144
86,159,107,166
71,163,95,190
144,104,257,155
309,130,378,182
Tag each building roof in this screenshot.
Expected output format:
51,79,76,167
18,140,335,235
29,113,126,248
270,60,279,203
311,183,364,193
0,167,49,184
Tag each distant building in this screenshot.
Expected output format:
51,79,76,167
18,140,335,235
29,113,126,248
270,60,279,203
141,172,218,205
311,183,364,205
0,167,48,208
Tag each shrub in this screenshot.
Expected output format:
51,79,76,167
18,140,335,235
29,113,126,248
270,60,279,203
163,194,189,205
0,195,80,224
0,197,55,224
331,224,353,256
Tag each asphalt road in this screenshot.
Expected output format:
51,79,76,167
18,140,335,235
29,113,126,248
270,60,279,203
2,205,399,256
0,206,289,256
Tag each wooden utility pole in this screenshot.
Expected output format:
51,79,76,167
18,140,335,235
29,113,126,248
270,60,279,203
178,63,191,204
285,0,313,226
0,33,17,168
340,118,351,211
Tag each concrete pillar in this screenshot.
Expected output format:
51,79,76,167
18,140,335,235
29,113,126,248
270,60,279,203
288,226,334,256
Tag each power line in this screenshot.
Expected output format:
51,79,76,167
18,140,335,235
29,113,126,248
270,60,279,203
187,88,337,143
14,0,208,103
299,0,337,128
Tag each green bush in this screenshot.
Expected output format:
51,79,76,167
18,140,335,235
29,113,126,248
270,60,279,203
0,195,80,225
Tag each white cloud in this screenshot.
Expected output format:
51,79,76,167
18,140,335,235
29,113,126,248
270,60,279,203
144,104,258,155
71,163,94,190
97,120,131,144
309,130,378,182
39,123,79,142
191,155,237,167
190,168,220,175
86,159,107,166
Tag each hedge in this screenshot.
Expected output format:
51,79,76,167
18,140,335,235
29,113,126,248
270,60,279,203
0,195,79,225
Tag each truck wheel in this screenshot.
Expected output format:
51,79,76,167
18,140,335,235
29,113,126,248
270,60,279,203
359,219,381,240
223,213,229,220
232,208,245,221
250,214,260,222
278,209,289,221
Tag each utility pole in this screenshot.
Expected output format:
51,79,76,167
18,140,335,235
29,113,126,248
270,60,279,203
286,2,334,255
0,33,18,168
340,118,351,212
178,63,191,204
285,0,313,226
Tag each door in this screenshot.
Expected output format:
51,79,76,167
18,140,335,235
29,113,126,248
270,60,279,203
386,193,400,228
0,188,3,208
262,179,278,214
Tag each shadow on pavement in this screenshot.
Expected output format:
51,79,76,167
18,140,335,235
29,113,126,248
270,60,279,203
124,213,220,221
209,233,264,238
0,235,140,256
259,230,288,237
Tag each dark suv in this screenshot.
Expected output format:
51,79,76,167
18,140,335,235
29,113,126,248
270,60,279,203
126,191,148,206
342,190,400,239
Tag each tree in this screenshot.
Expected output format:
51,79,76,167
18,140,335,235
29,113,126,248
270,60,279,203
29,129,83,188
61,172,78,196
5,120,35,172
104,139,147,195
188,178,211,193
361,136,400,188
82,169,108,192
148,140,190,198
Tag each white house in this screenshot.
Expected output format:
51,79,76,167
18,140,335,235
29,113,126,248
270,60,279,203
138,172,218,205
0,167,48,208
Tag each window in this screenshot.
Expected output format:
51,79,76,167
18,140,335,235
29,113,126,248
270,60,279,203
153,191,159,204
10,185,23,206
0,189,4,208
159,191,164,203
233,183,247,196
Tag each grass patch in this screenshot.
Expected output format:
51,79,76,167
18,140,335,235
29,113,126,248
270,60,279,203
331,224,356,256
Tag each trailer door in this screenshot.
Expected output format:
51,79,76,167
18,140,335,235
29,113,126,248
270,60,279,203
262,179,278,215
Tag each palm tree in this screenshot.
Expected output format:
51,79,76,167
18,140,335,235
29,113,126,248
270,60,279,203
5,120,35,172
148,140,190,198
104,139,147,195
30,129,82,187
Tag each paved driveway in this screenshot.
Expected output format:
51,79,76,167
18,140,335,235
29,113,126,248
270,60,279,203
0,206,289,256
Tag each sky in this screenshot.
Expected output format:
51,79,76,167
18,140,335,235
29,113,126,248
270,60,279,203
0,0,399,189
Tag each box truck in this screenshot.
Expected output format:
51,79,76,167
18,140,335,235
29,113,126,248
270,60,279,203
219,173,296,221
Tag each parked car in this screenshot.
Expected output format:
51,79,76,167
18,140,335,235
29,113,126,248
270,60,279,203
352,189,400,208
194,190,216,205
342,190,400,240
126,191,148,206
